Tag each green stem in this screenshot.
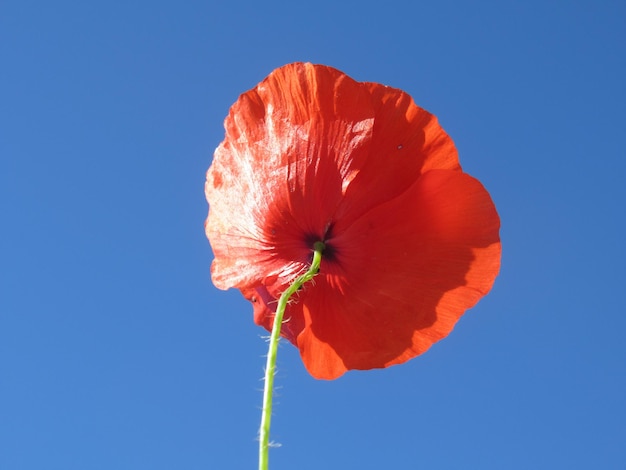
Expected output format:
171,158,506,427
259,241,325,470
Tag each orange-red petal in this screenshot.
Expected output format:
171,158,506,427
206,63,375,293
296,169,500,379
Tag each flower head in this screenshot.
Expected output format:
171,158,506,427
205,63,501,380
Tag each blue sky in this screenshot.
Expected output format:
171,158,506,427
1,1,624,469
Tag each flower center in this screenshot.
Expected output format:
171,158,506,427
305,224,336,263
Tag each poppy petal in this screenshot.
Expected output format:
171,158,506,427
297,170,500,379
333,82,461,225
206,63,375,294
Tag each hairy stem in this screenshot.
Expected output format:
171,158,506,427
259,241,325,470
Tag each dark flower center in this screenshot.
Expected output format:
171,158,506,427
305,223,336,263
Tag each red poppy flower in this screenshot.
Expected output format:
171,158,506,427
205,62,501,380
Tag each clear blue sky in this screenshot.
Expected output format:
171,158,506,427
1,1,624,469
